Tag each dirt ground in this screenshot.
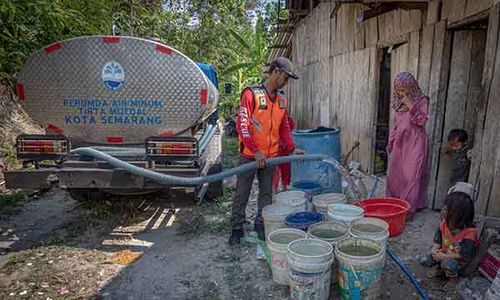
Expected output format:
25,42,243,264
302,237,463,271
0,175,461,300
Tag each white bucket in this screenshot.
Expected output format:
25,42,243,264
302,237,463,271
262,204,297,239
274,190,307,212
313,193,347,216
266,228,308,285
307,221,349,286
349,218,390,249
288,238,334,300
335,238,385,300
307,221,350,247
328,204,364,223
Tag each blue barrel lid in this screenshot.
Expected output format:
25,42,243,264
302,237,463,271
293,126,340,136
293,181,323,192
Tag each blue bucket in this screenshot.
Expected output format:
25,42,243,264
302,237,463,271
292,181,323,194
292,181,322,211
285,212,324,231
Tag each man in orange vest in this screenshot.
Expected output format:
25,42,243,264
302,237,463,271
229,57,303,245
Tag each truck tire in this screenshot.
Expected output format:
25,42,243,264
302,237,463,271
68,189,107,202
205,163,223,200
201,125,223,201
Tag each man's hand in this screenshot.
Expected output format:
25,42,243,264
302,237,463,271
254,151,267,169
293,148,306,155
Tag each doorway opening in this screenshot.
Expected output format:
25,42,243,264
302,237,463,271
374,47,392,174
432,20,488,209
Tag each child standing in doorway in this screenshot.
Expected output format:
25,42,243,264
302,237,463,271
420,192,478,278
447,129,472,186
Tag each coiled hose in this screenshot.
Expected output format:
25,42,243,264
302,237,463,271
386,247,430,300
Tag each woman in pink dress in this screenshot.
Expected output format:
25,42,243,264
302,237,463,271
387,72,430,217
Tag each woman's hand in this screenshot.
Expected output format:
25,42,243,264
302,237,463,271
400,93,414,111
397,105,410,113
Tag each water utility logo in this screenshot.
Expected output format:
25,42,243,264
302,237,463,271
102,61,125,90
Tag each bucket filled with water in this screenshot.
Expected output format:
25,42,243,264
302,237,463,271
328,204,364,223
307,221,350,247
266,228,307,285
274,190,307,212
312,193,347,217
335,238,385,300
288,238,334,300
349,218,390,249
262,204,297,238
307,220,350,287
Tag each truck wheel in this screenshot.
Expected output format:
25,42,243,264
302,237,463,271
205,163,223,201
68,189,107,202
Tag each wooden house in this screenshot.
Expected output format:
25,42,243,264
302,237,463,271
269,0,500,217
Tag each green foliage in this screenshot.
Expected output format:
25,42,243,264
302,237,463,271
0,192,27,215
0,0,279,118
0,0,111,75
222,136,239,169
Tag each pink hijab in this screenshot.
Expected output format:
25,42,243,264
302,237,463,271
392,72,426,112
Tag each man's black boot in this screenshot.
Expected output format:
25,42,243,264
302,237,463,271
255,223,266,241
228,228,244,245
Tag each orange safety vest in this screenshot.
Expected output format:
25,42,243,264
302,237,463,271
239,86,288,158
439,220,478,265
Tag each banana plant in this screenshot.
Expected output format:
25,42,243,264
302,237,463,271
222,15,268,87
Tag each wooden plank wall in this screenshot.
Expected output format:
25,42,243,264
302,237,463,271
289,3,423,172
424,20,450,208
289,3,449,203
328,48,378,169
441,0,493,24
288,1,500,215
470,3,500,217
434,30,487,209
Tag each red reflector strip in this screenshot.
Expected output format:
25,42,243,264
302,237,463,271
44,43,61,54
159,143,193,155
21,141,54,153
155,45,172,55
159,131,174,137
103,37,120,44
17,84,25,101
47,124,64,134
200,88,208,105
106,137,124,143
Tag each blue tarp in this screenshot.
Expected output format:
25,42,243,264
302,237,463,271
197,63,219,89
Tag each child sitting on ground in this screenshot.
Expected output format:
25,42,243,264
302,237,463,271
447,129,472,186
420,192,478,278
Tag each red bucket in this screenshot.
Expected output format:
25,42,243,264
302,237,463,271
354,198,411,237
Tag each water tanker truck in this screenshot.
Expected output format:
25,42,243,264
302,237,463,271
5,36,222,201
